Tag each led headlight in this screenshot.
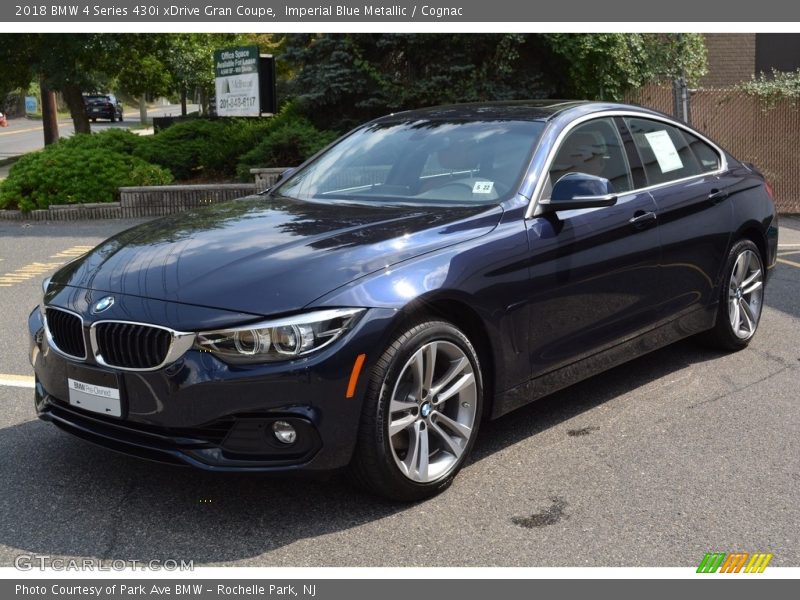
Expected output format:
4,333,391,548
194,308,365,364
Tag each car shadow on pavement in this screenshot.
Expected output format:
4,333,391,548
0,339,725,566
471,338,725,462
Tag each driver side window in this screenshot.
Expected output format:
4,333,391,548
549,118,633,194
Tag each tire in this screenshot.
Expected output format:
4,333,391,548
701,239,765,351
349,320,483,501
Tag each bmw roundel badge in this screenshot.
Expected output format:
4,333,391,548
92,296,115,314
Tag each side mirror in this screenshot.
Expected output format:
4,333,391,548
540,172,618,211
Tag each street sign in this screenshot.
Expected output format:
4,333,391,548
25,96,38,114
214,45,261,117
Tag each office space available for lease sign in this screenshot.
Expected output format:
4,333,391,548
214,45,261,117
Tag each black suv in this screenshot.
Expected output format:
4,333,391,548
84,94,123,122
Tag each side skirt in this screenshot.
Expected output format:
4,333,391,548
490,305,717,419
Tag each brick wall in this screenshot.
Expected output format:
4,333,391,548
701,34,756,88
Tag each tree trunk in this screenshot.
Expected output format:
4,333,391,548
61,83,90,134
198,87,207,116
180,85,187,116
40,80,60,146
139,96,148,125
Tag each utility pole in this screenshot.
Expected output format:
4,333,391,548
672,33,690,124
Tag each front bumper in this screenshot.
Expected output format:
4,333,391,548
29,304,397,473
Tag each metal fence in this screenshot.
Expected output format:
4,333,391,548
626,84,800,214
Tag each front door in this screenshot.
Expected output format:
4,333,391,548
526,117,661,378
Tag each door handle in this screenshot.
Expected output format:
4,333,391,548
629,210,657,229
708,188,729,203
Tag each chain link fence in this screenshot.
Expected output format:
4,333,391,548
626,84,800,214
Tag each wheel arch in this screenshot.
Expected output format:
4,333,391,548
735,222,769,271
389,294,498,421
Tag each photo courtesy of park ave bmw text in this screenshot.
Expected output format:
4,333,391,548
0,0,799,597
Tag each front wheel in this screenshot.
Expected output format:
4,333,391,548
349,320,483,501
702,239,765,350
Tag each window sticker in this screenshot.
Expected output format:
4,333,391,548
472,181,494,194
644,130,683,173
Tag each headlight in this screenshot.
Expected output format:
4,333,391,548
194,308,365,364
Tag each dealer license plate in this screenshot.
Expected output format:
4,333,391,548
67,377,121,417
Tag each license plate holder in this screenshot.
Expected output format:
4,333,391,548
65,364,124,418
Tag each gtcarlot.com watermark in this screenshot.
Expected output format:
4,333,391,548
14,554,194,571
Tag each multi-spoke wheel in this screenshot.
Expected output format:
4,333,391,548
728,248,764,340
703,239,765,350
349,320,483,501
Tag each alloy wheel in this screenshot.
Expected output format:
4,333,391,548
728,249,764,340
387,340,477,483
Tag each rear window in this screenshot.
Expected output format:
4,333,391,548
625,117,707,185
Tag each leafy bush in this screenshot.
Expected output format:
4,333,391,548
58,129,145,156
0,145,173,211
737,69,800,109
236,119,337,179
133,118,273,180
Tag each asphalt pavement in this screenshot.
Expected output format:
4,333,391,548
0,216,798,567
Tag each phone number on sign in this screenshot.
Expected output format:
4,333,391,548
218,96,258,110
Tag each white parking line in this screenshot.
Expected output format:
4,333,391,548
0,374,35,389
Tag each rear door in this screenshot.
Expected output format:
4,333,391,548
622,116,733,321
525,117,661,377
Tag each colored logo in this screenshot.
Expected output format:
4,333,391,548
92,296,115,314
697,552,773,573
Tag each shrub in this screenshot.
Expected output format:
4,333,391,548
58,128,144,156
133,118,273,180
0,145,173,211
235,119,338,179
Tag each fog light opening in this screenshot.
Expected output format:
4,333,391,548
272,420,297,445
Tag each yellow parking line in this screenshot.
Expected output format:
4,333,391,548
777,257,800,268
0,261,62,288
0,374,35,388
49,245,93,259
0,245,94,288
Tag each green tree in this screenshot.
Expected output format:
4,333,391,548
281,33,707,130
540,33,707,100
281,34,552,131
162,33,242,115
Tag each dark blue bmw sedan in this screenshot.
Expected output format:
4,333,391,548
29,101,778,500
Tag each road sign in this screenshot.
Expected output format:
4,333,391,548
25,96,38,114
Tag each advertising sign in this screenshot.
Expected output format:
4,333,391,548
214,45,261,117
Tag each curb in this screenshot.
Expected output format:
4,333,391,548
0,183,259,221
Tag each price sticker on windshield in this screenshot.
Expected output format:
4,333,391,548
472,181,494,194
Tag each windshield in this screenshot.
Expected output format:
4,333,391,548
276,119,545,205
85,95,110,102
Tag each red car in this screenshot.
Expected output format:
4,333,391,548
0,111,8,127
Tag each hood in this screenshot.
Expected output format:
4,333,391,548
53,196,502,316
